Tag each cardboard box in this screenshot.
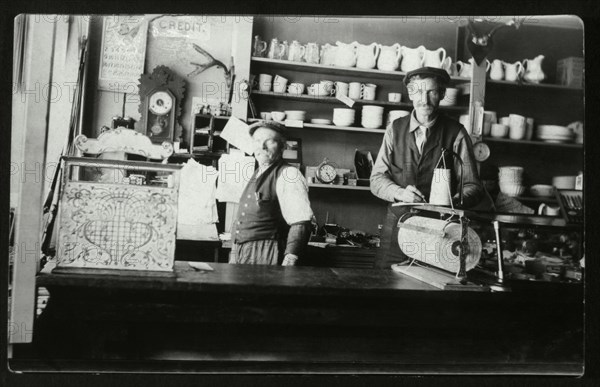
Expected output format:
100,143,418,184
557,57,583,88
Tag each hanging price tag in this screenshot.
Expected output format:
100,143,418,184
336,94,355,107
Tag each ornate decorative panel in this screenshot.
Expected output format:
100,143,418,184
57,182,178,271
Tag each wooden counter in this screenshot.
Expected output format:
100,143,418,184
13,262,584,375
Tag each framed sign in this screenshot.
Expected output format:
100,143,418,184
98,15,148,94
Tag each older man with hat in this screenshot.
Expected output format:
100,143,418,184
229,120,313,266
370,66,485,268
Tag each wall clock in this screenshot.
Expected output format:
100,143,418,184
138,66,185,144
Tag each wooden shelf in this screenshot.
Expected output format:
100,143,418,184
486,79,583,92
514,196,558,204
247,118,386,134
308,183,371,191
483,137,583,149
251,57,471,84
252,91,467,112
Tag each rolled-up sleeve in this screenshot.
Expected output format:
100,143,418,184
276,166,314,224
453,128,484,208
370,126,404,203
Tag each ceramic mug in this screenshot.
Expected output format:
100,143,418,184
491,123,509,138
509,113,526,140
335,81,349,98
260,112,272,121
362,83,377,100
499,116,511,126
388,92,402,103
272,75,288,93
258,74,273,92
349,82,362,99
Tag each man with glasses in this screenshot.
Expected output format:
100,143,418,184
229,121,313,266
370,67,485,268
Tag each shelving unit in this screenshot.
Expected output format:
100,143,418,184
249,17,584,233
247,117,387,134
252,90,468,112
483,136,582,149
252,57,472,84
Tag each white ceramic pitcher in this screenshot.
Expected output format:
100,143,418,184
334,41,359,67
456,58,491,78
523,55,546,83
504,60,524,82
489,59,504,81
356,42,381,69
377,43,402,71
422,47,447,68
320,43,337,66
400,45,425,72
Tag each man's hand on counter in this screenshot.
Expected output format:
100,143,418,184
282,254,298,266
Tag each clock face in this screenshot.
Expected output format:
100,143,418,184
149,91,173,115
317,163,337,184
473,141,491,162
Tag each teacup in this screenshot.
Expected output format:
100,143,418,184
288,82,305,95
271,111,286,121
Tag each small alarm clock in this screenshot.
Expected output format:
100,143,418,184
473,141,491,162
316,158,337,184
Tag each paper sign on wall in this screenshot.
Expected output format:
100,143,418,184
98,15,148,94
220,117,255,155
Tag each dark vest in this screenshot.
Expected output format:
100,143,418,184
233,160,290,244
389,114,463,201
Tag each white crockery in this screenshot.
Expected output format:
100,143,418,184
529,184,555,197
271,111,286,121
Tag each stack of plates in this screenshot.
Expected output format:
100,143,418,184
361,105,384,129
386,110,410,128
536,125,574,143
333,108,355,127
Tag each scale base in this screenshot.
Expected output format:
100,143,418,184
392,263,489,292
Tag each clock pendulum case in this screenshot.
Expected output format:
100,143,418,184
138,66,186,144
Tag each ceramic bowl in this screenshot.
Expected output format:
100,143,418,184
284,110,306,121
333,118,354,127
529,184,555,197
499,183,526,197
271,111,286,121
